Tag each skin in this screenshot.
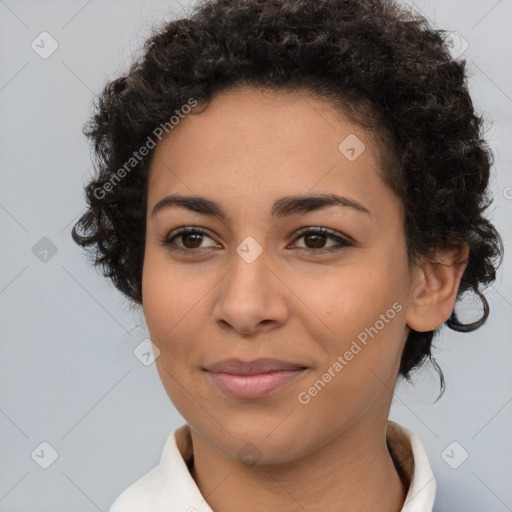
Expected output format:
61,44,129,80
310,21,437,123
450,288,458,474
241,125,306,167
142,86,468,511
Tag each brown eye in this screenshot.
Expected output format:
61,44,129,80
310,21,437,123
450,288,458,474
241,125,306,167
181,232,205,249
303,232,328,249
163,227,218,252
161,226,353,255
291,227,353,253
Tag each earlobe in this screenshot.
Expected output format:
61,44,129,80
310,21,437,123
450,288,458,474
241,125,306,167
405,243,469,333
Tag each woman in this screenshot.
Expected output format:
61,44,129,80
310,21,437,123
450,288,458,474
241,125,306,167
72,0,503,510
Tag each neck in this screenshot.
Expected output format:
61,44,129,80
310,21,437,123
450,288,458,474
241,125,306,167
189,418,408,512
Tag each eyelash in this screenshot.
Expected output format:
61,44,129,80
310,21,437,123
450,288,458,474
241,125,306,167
161,227,354,255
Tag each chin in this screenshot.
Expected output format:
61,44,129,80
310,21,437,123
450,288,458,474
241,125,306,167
206,417,312,465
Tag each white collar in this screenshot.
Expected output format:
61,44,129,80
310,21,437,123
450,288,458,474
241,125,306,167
110,421,436,512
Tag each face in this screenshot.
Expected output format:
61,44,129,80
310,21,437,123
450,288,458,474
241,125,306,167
142,86,417,464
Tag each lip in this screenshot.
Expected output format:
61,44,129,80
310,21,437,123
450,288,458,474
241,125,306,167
204,357,307,374
204,358,308,399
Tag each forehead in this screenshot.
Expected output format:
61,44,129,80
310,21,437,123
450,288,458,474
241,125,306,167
146,87,393,221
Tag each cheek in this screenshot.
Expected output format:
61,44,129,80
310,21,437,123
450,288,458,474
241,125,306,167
311,256,409,389
142,248,192,346
314,264,399,339
298,305,407,428
142,256,203,410
141,247,218,380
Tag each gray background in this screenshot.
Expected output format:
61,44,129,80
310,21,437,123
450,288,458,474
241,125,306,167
0,0,511,510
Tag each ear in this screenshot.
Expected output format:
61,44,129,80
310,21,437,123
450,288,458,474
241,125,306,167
406,243,469,332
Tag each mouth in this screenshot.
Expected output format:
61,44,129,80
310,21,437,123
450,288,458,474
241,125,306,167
203,358,308,399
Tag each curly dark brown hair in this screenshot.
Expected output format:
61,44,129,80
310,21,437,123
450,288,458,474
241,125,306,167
71,0,503,391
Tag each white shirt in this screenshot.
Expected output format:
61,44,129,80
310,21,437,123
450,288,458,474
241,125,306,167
110,420,436,512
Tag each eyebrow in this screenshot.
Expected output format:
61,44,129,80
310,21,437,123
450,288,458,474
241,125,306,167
151,193,371,219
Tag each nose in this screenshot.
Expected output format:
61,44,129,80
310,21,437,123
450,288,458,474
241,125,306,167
212,239,289,336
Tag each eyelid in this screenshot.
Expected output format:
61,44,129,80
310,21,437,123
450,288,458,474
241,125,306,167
291,226,355,246
163,226,220,249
